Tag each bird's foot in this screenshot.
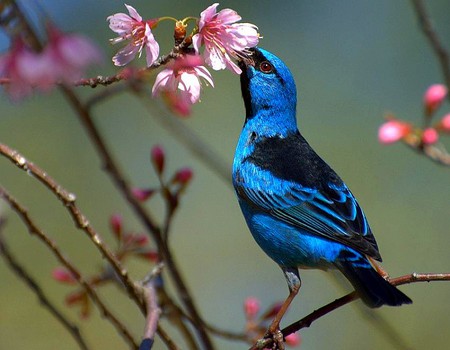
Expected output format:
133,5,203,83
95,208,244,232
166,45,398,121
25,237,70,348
262,328,285,350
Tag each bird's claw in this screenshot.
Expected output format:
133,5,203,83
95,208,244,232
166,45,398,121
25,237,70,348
261,328,285,350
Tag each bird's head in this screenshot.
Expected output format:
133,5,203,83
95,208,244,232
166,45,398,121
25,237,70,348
239,47,298,135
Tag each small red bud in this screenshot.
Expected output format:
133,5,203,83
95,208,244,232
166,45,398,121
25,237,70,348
422,127,439,145
132,188,155,201
110,214,122,240
440,113,450,131
52,267,77,284
174,167,193,185
285,333,301,347
151,145,165,174
137,250,159,262
244,297,261,318
424,84,447,116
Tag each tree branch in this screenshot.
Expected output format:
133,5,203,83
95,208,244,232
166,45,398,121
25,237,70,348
0,221,91,350
0,187,139,349
410,0,450,93
250,272,450,350
59,85,214,349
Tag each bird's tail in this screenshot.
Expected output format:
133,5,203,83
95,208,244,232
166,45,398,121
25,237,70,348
336,250,412,308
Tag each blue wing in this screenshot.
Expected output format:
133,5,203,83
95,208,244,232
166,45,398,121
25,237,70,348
235,178,381,261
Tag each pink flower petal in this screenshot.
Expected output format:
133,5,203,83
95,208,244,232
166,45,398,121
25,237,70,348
192,33,203,54
198,3,220,28
216,8,242,24
144,24,159,67
107,13,134,34
125,3,142,21
112,43,140,66
195,3,259,74
152,68,175,96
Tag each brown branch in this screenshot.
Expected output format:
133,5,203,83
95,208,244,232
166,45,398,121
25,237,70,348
74,39,188,88
0,221,91,350
402,134,450,166
0,143,146,313
138,265,164,350
250,272,450,350
410,0,450,94
59,85,214,349
0,187,139,350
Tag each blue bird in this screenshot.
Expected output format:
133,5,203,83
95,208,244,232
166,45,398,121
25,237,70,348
232,47,411,339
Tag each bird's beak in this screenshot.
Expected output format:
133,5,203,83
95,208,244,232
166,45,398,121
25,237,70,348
238,48,256,72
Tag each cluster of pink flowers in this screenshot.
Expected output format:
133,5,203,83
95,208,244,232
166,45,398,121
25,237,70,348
107,3,259,115
0,26,102,100
243,297,301,347
379,84,450,146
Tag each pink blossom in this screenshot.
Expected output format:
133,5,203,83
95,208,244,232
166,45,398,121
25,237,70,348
152,55,214,115
440,113,450,131
192,3,259,74
0,29,101,100
45,26,103,82
244,296,260,318
285,333,302,347
378,120,411,144
107,4,159,67
424,84,447,116
0,40,37,99
422,127,439,145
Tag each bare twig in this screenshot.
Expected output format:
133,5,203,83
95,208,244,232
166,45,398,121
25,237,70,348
0,187,139,350
0,143,145,312
250,272,450,349
410,0,450,94
0,221,91,350
59,85,214,349
138,265,164,350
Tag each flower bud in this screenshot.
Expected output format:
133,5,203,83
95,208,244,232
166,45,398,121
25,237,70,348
244,296,261,318
132,188,155,201
424,84,447,116
285,332,301,347
151,145,165,174
422,127,439,145
174,167,193,185
378,120,411,144
439,113,450,132
110,213,122,239
52,267,77,284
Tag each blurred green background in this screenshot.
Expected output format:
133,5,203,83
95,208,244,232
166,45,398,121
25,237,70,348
1,1,450,349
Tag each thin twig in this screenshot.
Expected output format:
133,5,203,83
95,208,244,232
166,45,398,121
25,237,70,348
410,0,450,94
250,272,450,349
0,187,139,350
0,142,146,313
59,85,213,349
0,221,91,350
138,265,164,350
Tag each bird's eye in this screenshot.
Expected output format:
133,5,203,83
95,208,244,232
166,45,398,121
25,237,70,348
259,61,273,73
